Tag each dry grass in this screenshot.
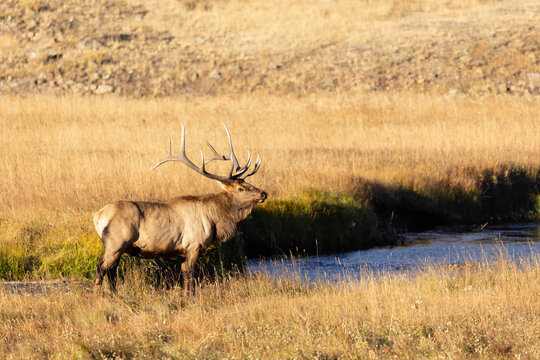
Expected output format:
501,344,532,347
0,94,538,216
134,0,527,52
1,255,538,359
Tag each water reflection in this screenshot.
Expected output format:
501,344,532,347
247,223,540,282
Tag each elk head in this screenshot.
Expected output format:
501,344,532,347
151,123,267,216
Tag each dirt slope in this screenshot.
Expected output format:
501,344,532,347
1,0,539,97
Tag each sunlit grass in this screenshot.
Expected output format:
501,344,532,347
1,94,538,215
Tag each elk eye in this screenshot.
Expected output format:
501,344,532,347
238,187,245,192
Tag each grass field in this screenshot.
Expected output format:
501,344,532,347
0,94,539,279
1,94,538,214
1,255,538,359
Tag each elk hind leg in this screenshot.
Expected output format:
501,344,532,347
105,263,120,292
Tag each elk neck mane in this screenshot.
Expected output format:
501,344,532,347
171,190,255,242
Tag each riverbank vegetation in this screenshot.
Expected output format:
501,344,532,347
1,255,538,359
0,94,539,279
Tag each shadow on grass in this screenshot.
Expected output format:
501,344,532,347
240,190,397,258
368,165,539,232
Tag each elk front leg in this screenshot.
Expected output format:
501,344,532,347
95,246,125,292
181,248,200,297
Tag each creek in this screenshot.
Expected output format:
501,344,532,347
247,223,540,282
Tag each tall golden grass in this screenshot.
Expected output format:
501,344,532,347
1,94,538,216
126,0,539,64
1,255,538,358
133,0,530,51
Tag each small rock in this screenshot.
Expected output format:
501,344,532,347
526,73,540,89
72,83,84,93
78,38,103,49
208,69,222,79
89,73,101,83
321,78,337,89
44,49,61,63
95,84,114,94
446,89,458,98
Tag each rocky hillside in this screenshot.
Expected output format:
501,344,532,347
1,0,539,97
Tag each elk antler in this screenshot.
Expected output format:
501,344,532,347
151,124,261,183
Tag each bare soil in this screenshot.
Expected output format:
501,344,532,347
1,280,92,295
1,0,539,97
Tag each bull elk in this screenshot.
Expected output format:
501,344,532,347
93,124,267,296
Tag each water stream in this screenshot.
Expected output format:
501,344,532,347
247,223,540,282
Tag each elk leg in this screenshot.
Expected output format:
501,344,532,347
181,248,200,297
95,250,124,291
95,264,104,288
105,263,119,292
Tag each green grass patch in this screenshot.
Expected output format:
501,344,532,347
0,215,101,280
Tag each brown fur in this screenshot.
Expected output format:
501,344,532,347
94,179,267,296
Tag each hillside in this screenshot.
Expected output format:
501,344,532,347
1,0,539,97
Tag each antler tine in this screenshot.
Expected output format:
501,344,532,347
150,124,195,171
239,155,261,179
200,150,208,172
232,151,253,177
223,123,255,178
149,136,174,170
177,123,207,174
180,123,187,157
223,123,242,177
203,138,229,165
